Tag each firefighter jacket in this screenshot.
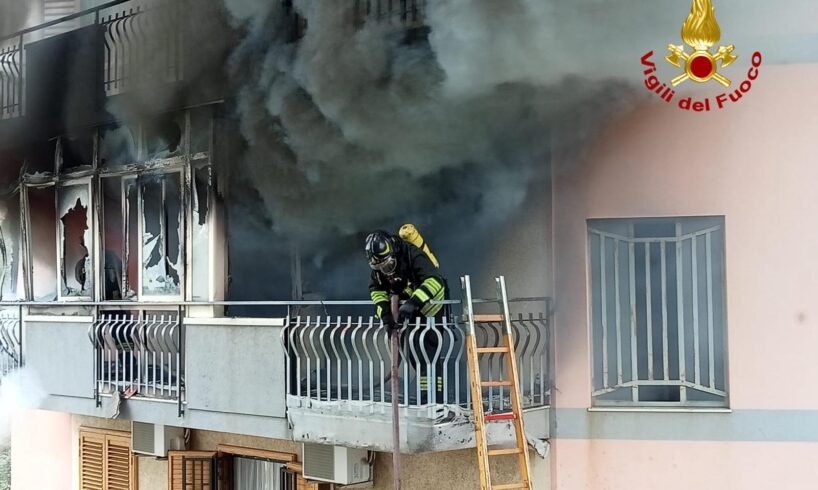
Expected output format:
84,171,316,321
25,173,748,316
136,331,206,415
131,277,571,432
369,242,446,321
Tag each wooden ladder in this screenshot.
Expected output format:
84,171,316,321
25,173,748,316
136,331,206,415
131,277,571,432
461,275,533,490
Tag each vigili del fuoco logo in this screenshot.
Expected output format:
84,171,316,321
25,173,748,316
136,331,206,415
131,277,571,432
640,0,762,111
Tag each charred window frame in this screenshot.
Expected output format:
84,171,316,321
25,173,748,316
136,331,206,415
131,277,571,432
0,191,23,301
57,179,95,301
22,183,58,301
12,105,217,303
138,169,185,301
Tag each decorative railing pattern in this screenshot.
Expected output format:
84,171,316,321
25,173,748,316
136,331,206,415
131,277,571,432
0,312,21,376
100,0,183,96
282,313,550,411
0,39,23,120
89,313,183,412
589,223,727,406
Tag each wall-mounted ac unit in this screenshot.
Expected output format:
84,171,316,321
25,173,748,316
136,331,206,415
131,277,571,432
303,444,371,485
131,422,185,457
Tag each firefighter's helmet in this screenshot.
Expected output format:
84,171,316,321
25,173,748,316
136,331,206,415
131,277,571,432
365,230,399,275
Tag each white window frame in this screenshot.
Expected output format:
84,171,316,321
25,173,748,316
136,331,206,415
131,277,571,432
587,216,729,408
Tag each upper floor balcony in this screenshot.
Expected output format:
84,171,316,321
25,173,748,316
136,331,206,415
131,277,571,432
0,0,429,127
1,289,552,454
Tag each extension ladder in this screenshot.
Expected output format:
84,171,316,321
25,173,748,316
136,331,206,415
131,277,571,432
461,275,533,490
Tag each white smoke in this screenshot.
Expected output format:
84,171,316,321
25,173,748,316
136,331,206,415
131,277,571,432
0,0,33,38
0,368,47,446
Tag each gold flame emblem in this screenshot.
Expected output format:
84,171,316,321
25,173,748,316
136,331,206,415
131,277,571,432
665,0,737,87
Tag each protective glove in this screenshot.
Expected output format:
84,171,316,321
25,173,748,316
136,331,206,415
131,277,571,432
382,314,399,335
397,300,419,325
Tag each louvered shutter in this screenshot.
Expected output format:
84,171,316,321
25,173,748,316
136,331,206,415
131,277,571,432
169,451,217,490
80,431,105,490
105,434,133,490
79,429,136,490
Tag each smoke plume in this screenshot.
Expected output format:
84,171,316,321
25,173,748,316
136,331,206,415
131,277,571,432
219,0,641,297
0,368,47,446
0,0,31,38
224,0,634,242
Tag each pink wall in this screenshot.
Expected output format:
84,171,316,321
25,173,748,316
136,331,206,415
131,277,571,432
551,63,818,488
556,440,818,490
11,410,73,490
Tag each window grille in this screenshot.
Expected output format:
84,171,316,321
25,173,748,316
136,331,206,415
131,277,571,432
588,217,728,407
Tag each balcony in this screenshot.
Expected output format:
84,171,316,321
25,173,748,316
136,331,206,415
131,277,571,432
283,308,551,453
0,0,227,130
8,293,551,454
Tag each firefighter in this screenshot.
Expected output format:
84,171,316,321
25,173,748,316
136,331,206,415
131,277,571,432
366,229,447,403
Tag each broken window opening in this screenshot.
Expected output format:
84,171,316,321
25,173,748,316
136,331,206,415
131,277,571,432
58,184,93,298
190,106,213,156
191,165,211,301
141,172,183,297
0,151,23,192
99,124,139,167
27,186,58,301
144,115,183,161
0,196,22,301
23,140,58,178
58,132,95,173
101,177,139,301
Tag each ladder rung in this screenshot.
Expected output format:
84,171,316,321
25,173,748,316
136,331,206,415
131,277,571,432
481,380,512,388
488,448,523,456
493,483,528,489
473,314,504,322
476,347,509,354
485,412,516,422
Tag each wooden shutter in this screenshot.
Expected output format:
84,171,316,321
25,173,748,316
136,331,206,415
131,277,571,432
284,462,322,490
169,451,217,490
79,428,137,490
105,434,133,490
80,431,105,490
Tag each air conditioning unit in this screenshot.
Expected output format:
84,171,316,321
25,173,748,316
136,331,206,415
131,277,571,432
131,422,185,457
303,444,371,485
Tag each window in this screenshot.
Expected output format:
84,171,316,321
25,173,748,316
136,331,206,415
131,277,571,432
588,217,727,407
26,185,58,301
139,172,184,299
58,181,93,299
79,428,137,490
0,194,22,300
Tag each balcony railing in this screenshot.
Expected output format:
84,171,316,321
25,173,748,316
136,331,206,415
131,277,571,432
0,310,21,376
89,312,184,414
100,0,183,96
0,0,186,120
282,311,551,412
0,40,23,120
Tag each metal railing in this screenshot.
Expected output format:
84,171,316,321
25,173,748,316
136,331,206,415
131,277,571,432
89,312,183,414
589,224,727,406
0,0,186,119
100,0,183,96
0,294,551,419
282,311,550,412
0,311,21,376
0,39,23,120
